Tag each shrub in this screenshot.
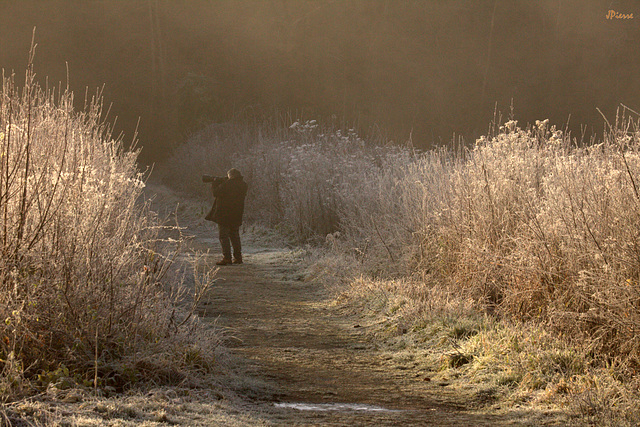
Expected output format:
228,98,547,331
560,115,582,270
238,122,375,242
164,118,383,244
0,50,204,399
158,122,251,197
325,113,640,369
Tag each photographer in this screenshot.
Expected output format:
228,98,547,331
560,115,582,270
203,168,248,265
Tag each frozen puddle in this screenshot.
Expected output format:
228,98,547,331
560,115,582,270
274,402,400,412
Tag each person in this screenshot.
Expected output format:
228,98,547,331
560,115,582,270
204,168,248,265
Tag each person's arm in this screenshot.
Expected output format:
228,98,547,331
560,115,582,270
212,178,229,198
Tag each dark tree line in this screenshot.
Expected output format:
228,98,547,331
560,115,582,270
1,0,638,163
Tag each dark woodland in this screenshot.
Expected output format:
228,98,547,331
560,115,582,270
1,0,638,163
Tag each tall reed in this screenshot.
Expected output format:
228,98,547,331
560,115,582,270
0,49,197,399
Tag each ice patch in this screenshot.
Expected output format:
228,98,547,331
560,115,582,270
274,402,399,412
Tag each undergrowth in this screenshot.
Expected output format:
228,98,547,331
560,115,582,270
165,109,640,423
0,46,218,402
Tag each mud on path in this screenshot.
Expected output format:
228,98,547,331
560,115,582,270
186,229,533,426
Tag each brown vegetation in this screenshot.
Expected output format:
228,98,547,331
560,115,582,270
166,111,640,423
0,47,218,403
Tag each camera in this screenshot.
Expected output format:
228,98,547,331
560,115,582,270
202,174,225,183
202,175,226,189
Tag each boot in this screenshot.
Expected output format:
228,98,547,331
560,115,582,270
216,257,232,266
233,255,243,265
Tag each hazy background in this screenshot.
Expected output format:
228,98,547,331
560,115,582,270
1,0,638,164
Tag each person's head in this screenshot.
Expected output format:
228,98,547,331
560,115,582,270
227,168,242,179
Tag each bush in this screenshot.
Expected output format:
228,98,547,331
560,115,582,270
324,113,640,369
0,52,204,399
237,122,375,242
158,122,250,197
164,118,383,244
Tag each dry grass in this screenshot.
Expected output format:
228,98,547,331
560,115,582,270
323,272,640,425
159,88,640,422
298,113,640,423
165,111,640,367
0,46,220,404
0,385,268,426
305,113,640,369
164,110,640,423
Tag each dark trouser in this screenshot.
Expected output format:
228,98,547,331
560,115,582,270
218,224,241,259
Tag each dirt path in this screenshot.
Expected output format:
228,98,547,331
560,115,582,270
187,231,525,426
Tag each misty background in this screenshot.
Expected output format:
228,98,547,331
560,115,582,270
1,0,638,164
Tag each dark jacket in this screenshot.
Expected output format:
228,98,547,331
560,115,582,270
205,176,248,227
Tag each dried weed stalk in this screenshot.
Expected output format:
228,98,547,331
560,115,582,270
0,46,209,399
